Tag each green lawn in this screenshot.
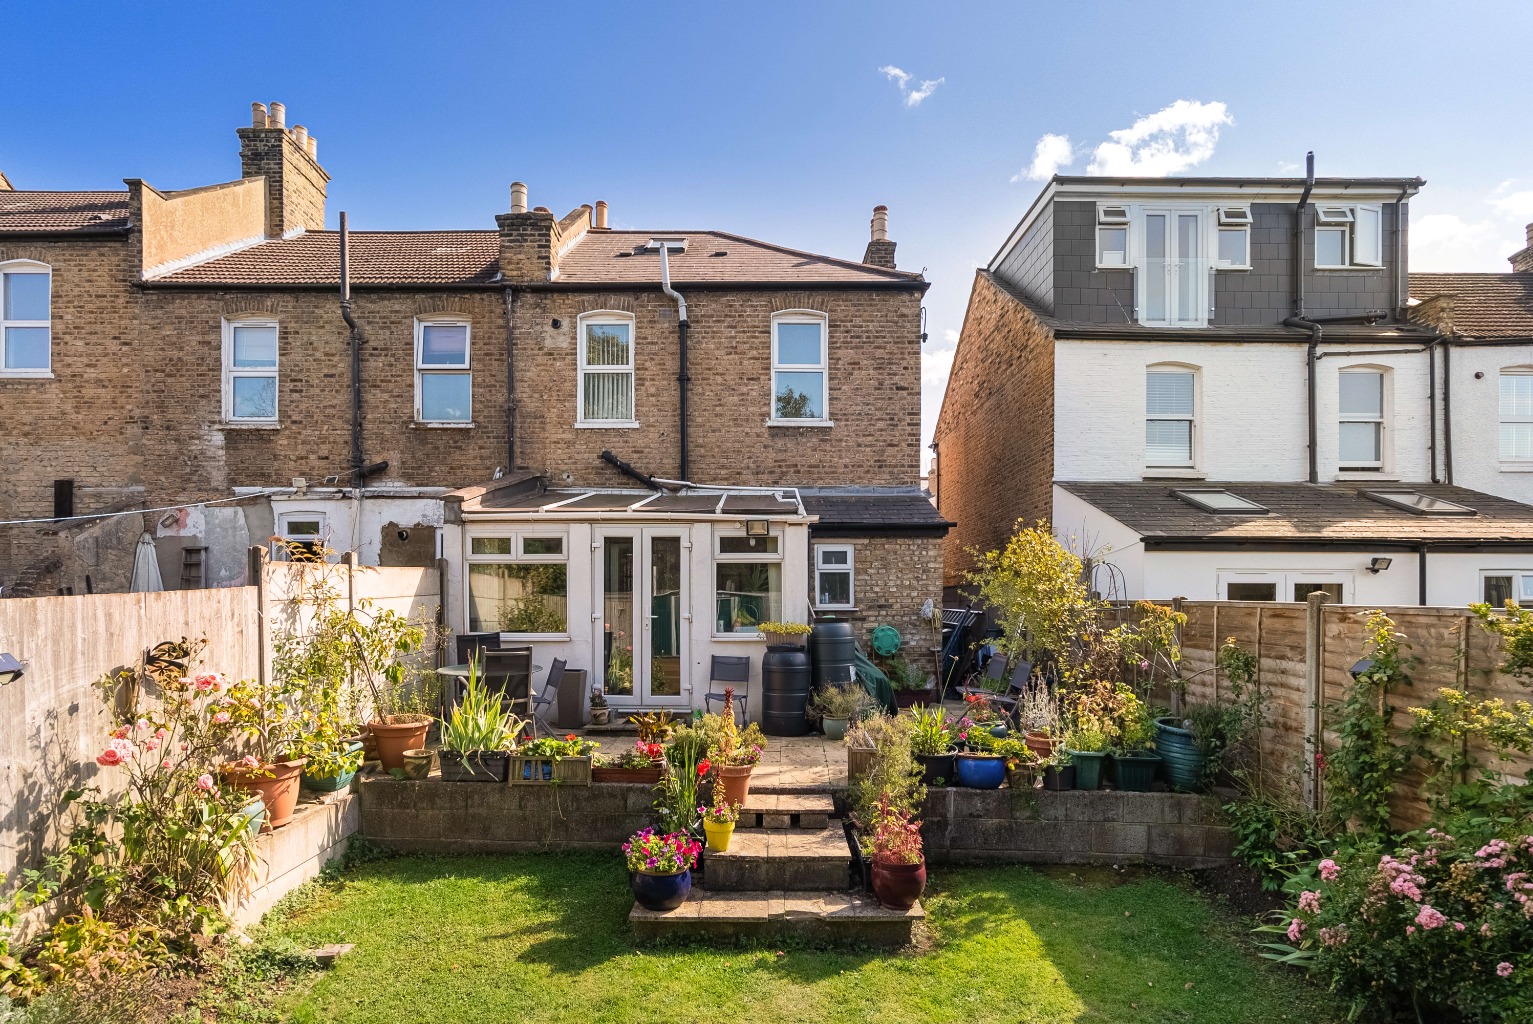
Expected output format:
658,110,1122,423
261,853,1335,1024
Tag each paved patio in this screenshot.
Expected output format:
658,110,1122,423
577,727,848,791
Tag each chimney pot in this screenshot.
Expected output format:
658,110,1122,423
268,102,286,129
1527,222,1533,247
510,181,528,214
594,200,609,229
305,135,318,159
251,102,268,128
533,205,550,214
870,205,889,242
294,125,308,148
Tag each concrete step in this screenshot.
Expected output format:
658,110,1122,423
737,793,835,830
703,828,852,891
630,889,922,947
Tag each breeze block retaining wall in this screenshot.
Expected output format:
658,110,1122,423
921,789,1234,869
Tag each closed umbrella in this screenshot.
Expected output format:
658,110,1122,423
129,532,164,593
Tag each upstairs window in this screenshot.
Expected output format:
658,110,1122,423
1145,367,1196,467
1216,207,1251,269
222,318,279,421
771,311,829,423
415,318,471,423
1499,370,1533,461
1,260,51,376
578,312,636,425
1316,204,1383,268
1096,205,1129,268
1338,369,1385,469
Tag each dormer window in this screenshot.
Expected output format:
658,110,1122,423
1315,204,1383,268
1216,207,1251,269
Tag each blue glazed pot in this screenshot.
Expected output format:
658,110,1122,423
955,753,1007,789
1154,717,1207,792
237,797,267,841
631,868,692,911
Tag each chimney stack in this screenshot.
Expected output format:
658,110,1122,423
1512,222,1533,273
238,100,328,237
594,200,609,229
510,181,528,214
862,204,897,269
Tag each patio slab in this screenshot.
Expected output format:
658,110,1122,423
630,888,921,946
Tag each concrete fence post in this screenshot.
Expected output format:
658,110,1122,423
248,545,271,686
1302,591,1331,810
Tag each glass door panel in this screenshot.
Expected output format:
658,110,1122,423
596,528,689,706
600,535,636,698
1144,213,1168,323
647,535,683,698
1173,213,1202,326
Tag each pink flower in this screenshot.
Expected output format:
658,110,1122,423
96,747,127,767
1298,890,1321,914
212,711,230,725
1497,962,1514,978
1287,918,1305,942
1319,925,1348,947
1415,905,1447,930
143,737,160,752
136,718,150,731
1406,926,1416,936
155,727,168,739
241,754,259,768
179,741,189,751
111,725,130,740
161,759,172,769
195,773,216,793
1482,923,1494,937
1318,858,1339,882
194,673,218,692
1453,921,1465,931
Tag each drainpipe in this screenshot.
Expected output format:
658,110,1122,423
1294,153,1315,320
658,243,690,480
502,285,518,471
1418,543,1429,606
1393,185,1410,321
1428,337,1440,483
600,450,662,491
340,212,363,482
1443,342,1455,484
1286,153,1321,484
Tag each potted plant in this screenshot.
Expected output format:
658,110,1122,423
807,683,867,741
758,620,812,647
1017,686,1063,761
885,656,938,708
1041,748,1075,791
368,662,439,772
844,720,877,781
996,737,1040,789
437,665,521,783
589,687,611,726
300,735,365,793
909,706,956,787
400,748,434,780
959,693,1010,740
869,794,926,911
707,689,764,805
624,827,701,912
514,733,599,783
954,727,1008,789
214,672,319,831
1063,725,1109,790
592,741,667,784
1111,696,1160,793
699,778,740,852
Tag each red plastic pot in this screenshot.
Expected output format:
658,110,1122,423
870,858,927,910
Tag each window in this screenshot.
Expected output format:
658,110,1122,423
1338,369,1385,469
1216,207,1251,270
1173,489,1268,514
770,312,828,423
1482,572,1533,607
578,312,635,425
1146,367,1196,467
415,318,471,423
1362,491,1477,516
274,513,326,558
466,531,569,634
1219,571,1350,602
1,261,51,376
1315,204,1382,269
1499,370,1533,461
1097,205,1129,267
714,531,782,634
815,544,855,608
222,318,278,421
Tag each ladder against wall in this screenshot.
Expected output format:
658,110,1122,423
179,547,208,590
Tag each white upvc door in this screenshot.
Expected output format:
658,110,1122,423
592,526,691,707
1139,209,1208,328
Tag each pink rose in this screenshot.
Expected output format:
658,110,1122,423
143,737,160,752
1318,858,1339,882
1453,921,1465,931
194,673,217,692
1415,905,1447,930
241,754,259,768
96,747,126,767
136,718,150,731
212,711,230,725
111,726,130,740
1498,962,1514,978
196,773,216,793
161,759,173,769
155,727,168,739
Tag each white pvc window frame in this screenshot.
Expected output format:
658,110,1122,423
814,543,855,609
1145,364,1198,469
576,310,638,428
713,527,785,637
768,310,831,426
1499,368,1533,463
1481,570,1533,607
221,316,280,422
1,259,52,377
1315,204,1383,269
414,317,472,424
1338,367,1388,471
273,511,327,559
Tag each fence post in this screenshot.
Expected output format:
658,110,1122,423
1302,590,1331,810
247,545,271,686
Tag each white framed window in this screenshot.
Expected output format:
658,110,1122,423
1315,204,1382,269
222,317,279,421
1096,205,1129,268
1,260,52,377
1218,571,1350,602
714,530,783,635
274,512,327,559
815,544,855,608
577,311,636,426
466,529,570,635
1482,571,1533,607
770,311,829,424
1215,207,1251,270
414,318,471,423
1499,369,1533,462
1338,368,1386,470
1146,366,1196,467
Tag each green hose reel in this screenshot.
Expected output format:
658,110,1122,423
870,624,902,657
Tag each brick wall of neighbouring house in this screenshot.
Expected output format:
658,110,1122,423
512,287,925,487
808,533,946,661
931,271,1056,587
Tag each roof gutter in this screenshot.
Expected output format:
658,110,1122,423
658,243,691,481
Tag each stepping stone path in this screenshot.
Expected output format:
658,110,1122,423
628,735,923,946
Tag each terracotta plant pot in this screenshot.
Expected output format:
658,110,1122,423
401,748,434,780
718,763,753,806
368,716,431,770
870,858,927,910
222,757,308,831
1024,731,1059,761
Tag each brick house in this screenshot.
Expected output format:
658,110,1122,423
0,103,949,709
932,171,1533,607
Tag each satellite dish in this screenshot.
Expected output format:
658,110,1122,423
919,598,935,621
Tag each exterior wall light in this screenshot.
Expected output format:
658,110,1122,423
745,520,770,538
0,653,24,686
1367,557,1393,574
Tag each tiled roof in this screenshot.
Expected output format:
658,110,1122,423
1409,272,1533,339
801,490,953,533
0,191,130,233
553,230,923,287
155,231,501,286
1059,481,1533,543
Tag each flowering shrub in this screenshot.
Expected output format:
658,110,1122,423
622,828,700,874
600,741,665,769
1261,828,1533,1023
870,794,923,866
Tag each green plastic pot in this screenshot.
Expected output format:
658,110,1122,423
1112,751,1161,792
1067,749,1107,790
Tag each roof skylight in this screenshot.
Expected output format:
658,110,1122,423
1362,491,1478,516
1172,489,1269,515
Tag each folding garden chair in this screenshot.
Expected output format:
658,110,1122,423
482,647,534,718
526,657,565,736
703,655,751,723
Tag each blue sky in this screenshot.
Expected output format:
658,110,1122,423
6,1,1532,472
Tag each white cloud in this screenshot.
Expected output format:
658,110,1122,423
922,344,955,389
1490,190,1533,219
1085,100,1233,176
1014,133,1074,182
942,328,959,343
880,64,944,107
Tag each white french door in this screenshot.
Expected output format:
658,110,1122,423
1140,209,1208,327
593,526,691,706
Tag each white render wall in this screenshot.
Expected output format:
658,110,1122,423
1445,344,1533,505
1053,339,1437,484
